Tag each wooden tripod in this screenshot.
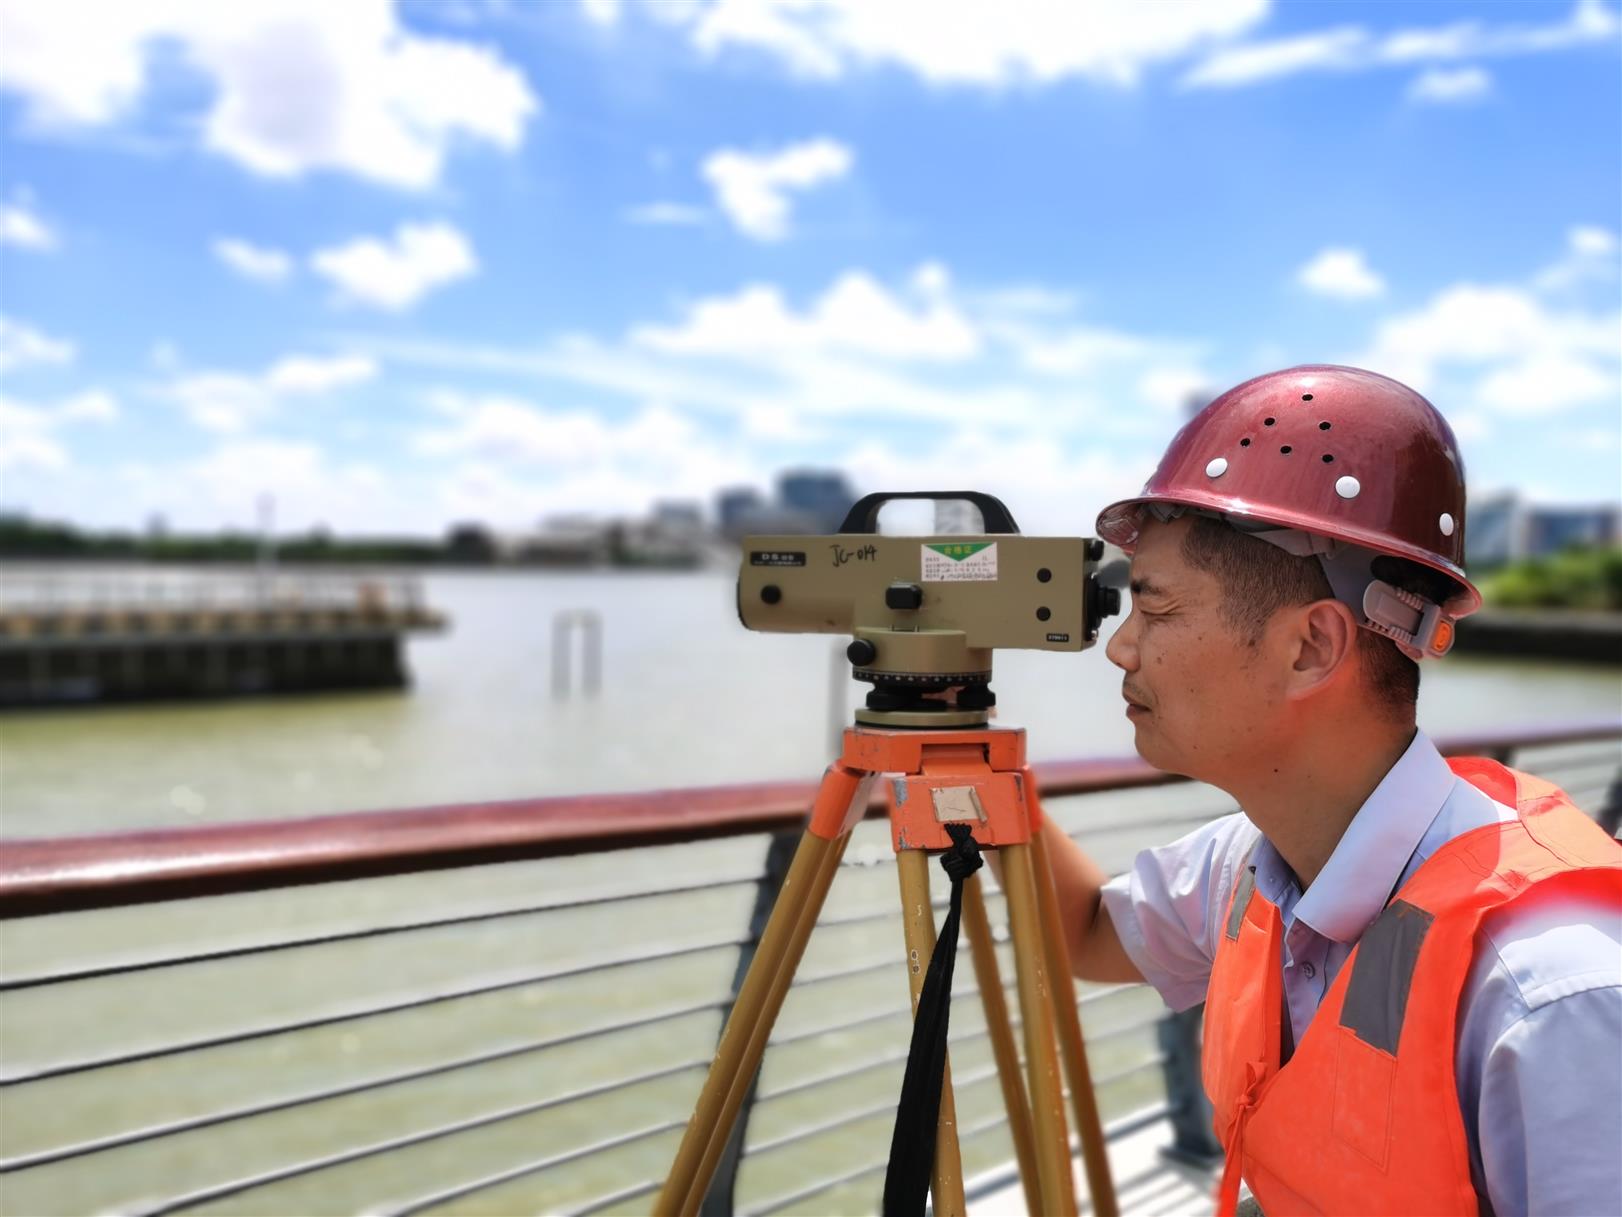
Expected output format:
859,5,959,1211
655,723,1120,1217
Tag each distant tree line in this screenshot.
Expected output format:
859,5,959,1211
0,514,488,565
1481,545,1622,612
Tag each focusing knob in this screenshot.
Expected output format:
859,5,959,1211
1085,538,1105,562
847,638,878,666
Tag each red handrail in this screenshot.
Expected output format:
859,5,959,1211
1,720,1616,918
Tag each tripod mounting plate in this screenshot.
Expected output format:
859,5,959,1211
815,723,1036,853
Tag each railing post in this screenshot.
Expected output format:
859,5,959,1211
701,827,802,1216
1156,1003,1223,1165
551,610,603,699
1599,769,1622,838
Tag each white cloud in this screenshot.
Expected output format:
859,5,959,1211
0,0,538,190
1535,224,1620,292
681,0,1268,87
58,390,120,422
580,0,622,26
162,352,378,432
624,202,709,226
702,138,853,241
311,223,478,311
0,197,57,251
1138,368,1213,412
1185,0,1618,88
0,315,76,372
1297,247,1386,300
213,237,293,284
1406,66,1492,104
106,439,393,532
1358,232,1621,417
0,388,118,473
360,261,1207,445
634,270,980,361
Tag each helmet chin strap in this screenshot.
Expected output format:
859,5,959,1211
1143,503,1458,660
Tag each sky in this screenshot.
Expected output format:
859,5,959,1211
0,0,1618,539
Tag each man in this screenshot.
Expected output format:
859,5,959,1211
1041,365,1622,1215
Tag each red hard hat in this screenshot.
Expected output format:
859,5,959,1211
1097,365,1481,616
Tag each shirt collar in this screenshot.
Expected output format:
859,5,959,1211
1274,729,1456,944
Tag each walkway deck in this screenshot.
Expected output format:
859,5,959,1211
970,1114,1220,1216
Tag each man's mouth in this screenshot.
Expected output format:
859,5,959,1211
1122,686,1153,715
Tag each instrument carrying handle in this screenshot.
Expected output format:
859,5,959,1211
837,491,1022,536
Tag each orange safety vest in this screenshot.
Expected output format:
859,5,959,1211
1202,757,1622,1216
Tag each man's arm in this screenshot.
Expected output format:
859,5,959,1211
1035,815,1145,983
990,809,1261,1009
1458,898,1622,1216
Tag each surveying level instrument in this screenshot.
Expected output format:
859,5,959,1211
657,493,1125,1217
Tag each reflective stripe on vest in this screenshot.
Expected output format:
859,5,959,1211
1203,758,1622,1217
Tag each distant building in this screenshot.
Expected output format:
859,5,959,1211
717,488,765,536
652,500,705,530
779,470,856,533
1467,492,1621,566
521,514,612,566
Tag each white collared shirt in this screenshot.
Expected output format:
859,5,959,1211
1100,730,1622,1216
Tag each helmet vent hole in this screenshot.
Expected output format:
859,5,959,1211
1280,445,1292,454
1301,393,1314,401
1264,417,1276,426
1322,454,1334,463
1319,421,1331,430
1240,437,1251,447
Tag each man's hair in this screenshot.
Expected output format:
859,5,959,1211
1178,515,1439,718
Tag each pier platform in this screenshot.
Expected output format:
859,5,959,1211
0,571,445,706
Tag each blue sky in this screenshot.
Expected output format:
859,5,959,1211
1,0,1617,538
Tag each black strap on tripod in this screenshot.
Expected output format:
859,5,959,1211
883,823,983,1217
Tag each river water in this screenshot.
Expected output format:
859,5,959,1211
3,565,1619,837
0,566,1618,1216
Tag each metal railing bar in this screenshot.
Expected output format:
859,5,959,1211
376,1117,689,1217
747,1055,1011,1161
1064,809,1236,840
751,997,1158,1115
1090,1054,1171,1090
1,965,1129,1168
0,869,773,992
121,995,1162,1216
139,1104,688,1217
0,1001,723,1173
1534,756,1622,779
565,1177,665,1217
10,723,1605,918
742,1082,1162,1217
746,1090,1181,1215
0,929,755,1086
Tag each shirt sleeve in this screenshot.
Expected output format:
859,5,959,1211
1457,895,1622,1217
1098,811,1261,1012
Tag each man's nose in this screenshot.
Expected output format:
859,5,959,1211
1105,609,1138,672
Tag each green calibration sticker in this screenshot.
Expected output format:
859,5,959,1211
921,541,998,582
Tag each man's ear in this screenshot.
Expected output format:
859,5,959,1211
1286,599,1359,697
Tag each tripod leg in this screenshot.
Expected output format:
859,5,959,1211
1030,825,1121,1217
961,873,1043,1217
896,849,968,1217
1001,842,1080,1217
657,824,851,1216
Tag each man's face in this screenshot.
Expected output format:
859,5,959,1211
1104,516,1289,784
